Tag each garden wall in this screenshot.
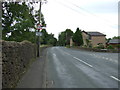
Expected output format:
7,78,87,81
2,40,36,88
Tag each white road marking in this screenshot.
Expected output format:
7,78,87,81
61,50,71,56
110,76,120,82
56,48,119,84
60,49,93,68
89,53,118,64
73,57,93,68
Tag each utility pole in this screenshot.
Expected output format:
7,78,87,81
37,0,41,57
37,0,47,57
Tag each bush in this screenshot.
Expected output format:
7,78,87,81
89,44,92,48
107,45,114,49
115,44,120,49
94,44,104,49
66,45,70,48
83,45,87,48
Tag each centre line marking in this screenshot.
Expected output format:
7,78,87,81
110,76,120,82
61,50,93,68
73,57,93,68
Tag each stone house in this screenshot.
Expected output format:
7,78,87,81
82,31,106,47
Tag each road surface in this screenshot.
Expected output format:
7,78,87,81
45,47,119,88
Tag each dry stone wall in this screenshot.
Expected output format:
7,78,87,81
2,40,36,88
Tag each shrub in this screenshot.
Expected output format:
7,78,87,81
66,45,70,48
89,44,92,48
94,44,104,49
115,44,120,49
83,45,87,48
107,45,114,49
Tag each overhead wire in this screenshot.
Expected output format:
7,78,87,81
65,0,117,27
53,0,86,16
53,0,117,29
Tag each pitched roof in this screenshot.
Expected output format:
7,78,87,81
87,32,106,36
82,31,106,36
109,39,120,44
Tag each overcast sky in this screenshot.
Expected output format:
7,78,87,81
36,0,118,39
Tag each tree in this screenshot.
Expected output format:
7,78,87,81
106,38,112,43
2,2,46,43
40,29,49,44
47,35,57,46
34,10,46,27
58,29,73,46
65,29,73,45
58,31,66,46
113,36,120,39
2,2,35,42
39,30,57,46
72,28,83,46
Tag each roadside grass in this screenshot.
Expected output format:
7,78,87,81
40,45,52,48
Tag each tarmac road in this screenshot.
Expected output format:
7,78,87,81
45,47,119,88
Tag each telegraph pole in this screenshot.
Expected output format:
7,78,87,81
37,0,47,57
37,0,41,57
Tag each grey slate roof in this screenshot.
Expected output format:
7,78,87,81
87,32,106,36
109,39,120,44
82,31,106,36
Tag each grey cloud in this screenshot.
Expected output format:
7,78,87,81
83,1,118,14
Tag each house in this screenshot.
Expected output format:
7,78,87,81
108,39,120,47
82,31,106,47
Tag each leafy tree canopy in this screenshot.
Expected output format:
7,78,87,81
112,36,120,39
58,31,66,46
65,29,73,45
58,29,73,46
72,27,83,46
2,1,46,43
